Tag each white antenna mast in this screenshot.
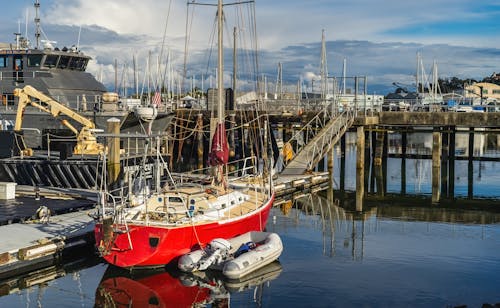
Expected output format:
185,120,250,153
77,25,82,51
15,20,21,49
34,0,41,49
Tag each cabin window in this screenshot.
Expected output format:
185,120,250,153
0,56,7,68
493,90,500,94
168,196,183,203
68,57,79,70
72,57,87,70
27,55,43,67
81,59,88,70
14,57,23,70
44,55,58,68
58,56,70,69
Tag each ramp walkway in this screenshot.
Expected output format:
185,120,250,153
281,108,354,175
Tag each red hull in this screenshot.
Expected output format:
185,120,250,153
95,193,274,268
95,272,211,308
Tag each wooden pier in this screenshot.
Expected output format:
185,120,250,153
0,186,96,280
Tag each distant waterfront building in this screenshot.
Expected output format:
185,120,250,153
464,82,500,103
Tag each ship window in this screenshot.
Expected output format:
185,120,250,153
0,56,7,68
72,57,85,70
58,56,70,69
68,57,79,69
27,55,43,67
44,55,58,68
80,59,88,71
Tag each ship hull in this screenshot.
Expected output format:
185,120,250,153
95,193,274,268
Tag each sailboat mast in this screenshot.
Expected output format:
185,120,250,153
217,0,224,123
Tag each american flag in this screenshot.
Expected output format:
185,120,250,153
152,91,162,106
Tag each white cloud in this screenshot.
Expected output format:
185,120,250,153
2,0,498,95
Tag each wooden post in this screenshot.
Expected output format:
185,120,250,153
441,127,449,197
340,133,346,192
356,126,365,212
106,117,121,188
432,131,441,204
449,127,456,199
374,129,384,166
370,130,376,193
327,146,334,202
382,131,388,194
364,129,370,193
468,128,474,199
401,131,407,194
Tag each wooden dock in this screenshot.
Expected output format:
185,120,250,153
274,172,330,204
0,186,96,280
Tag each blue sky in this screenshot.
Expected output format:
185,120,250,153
1,0,499,94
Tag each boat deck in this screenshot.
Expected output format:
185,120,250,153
226,189,267,218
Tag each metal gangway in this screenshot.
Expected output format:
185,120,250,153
280,104,354,175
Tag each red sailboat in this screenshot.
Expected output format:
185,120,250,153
93,0,274,268
95,262,283,307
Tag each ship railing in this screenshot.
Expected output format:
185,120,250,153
241,96,382,115
178,156,259,181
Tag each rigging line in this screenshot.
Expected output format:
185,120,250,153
203,13,218,89
183,1,197,91
158,0,173,88
250,2,260,95
188,0,255,7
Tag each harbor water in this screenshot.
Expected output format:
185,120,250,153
0,138,500,307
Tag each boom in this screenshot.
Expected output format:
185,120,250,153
14,85,106,156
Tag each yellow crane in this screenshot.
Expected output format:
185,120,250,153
14,85,106,156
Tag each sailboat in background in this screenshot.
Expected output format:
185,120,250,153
93,0,274,268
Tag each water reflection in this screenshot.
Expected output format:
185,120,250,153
335,131,500,199
0,192,499,307
276,192,500,264
95,261,282,307
0,253,102,307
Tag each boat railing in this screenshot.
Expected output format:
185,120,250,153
182,156,258,180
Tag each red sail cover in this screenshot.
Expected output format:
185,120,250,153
208,122,229,166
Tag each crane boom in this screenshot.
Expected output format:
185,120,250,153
14,85,106,156
14,85,96,130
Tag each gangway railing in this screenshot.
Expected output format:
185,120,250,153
281,103,354,175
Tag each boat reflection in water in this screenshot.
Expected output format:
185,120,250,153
95,261,282,307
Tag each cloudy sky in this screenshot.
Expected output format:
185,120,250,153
1,0,499,94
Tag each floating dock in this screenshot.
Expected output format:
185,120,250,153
0,185,96,280
274,172,330,201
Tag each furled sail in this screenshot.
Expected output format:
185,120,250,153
208,122,229,166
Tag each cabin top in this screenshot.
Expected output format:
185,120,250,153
0,44,91,72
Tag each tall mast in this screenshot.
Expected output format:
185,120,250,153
34,0,41,49
320,29,328,100
217,0,224,123
233,26,237,102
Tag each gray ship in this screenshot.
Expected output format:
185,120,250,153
0,1,173,149
0,1,173,189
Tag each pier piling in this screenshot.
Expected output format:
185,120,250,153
106,118,120,187
356,126,365,211
432,131,442,204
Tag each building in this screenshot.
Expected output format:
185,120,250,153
464,82,500,103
